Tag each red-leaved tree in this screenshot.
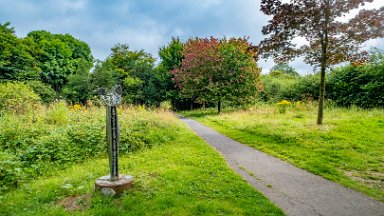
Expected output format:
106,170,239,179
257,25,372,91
172,37,261,113
259,0,384,124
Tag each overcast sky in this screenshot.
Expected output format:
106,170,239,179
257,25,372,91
1,0,383,74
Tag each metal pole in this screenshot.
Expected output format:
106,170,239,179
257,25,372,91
106,106,119,181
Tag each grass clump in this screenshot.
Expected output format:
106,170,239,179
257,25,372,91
182,104,384,201
0,109,283,216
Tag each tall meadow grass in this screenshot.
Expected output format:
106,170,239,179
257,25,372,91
0,102,179,193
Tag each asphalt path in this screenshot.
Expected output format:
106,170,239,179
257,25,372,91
180,116,384,216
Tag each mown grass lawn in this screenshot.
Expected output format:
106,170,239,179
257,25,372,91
0,109,283,216
181,104,384,201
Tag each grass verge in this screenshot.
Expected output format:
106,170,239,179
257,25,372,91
0,109,283,216
181,104,384,201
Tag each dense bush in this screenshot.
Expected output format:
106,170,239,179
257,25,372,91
328,64,384,108
283,73,326,101
0,82,40,114
262,61,384,109
259,73,301,102
0,105,179,192
26,80,56,104
0,151,22,191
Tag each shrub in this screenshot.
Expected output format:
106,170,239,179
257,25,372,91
287,74,321,101
160,100,172,110
26,80,56,104
260,74,300,102
45,101,69,125
328,64,384,108
359,64,384,108
0,151,22,192
0,82,40,114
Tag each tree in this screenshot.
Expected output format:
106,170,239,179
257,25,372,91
158,38,184,101
270,63,299,77
159,37,184,72
259,0,384,124
0,22,39,81
172,37,261,113
62,60,93,104
106,44,159,105
0,22,15,34
91,60,119,91
26,30,93,92
26,80,56,104
159,38,202,110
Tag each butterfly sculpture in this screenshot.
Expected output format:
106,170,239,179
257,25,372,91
98,85,122,107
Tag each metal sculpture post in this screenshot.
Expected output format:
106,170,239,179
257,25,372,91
106,103,120,180
95,86,133,196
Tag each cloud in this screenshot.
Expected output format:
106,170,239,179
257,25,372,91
88,24,168,61
57,0,88,12
0,0,383,74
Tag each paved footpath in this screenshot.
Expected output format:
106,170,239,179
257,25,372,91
180,116,384,216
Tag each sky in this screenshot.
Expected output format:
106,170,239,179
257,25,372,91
1,0,383,75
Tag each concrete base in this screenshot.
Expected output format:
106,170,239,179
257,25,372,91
95,175,133,195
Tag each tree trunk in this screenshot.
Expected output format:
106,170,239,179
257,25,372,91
318,31,329,124
317,66,326,125
317,1,330,125
218,100,221,114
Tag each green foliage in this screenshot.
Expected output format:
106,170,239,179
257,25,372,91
0,151,22,192
26,30,93,92
0,82,40,114
270,63,299,77
0,106,179,193
287,73,323,101
260,73,301,102
369,48,384,65
122,76,143,103
327,55,384,108
160,100,172,110
0,110,283,215
263,66,384,107
159,38,200,110
90,60,119,90
45,101,69,125
183,105,384,200
259,0,384,125
0,22,15,34
62,60,93,104
0,22,39,81
141,65,171,107
0,23,93,95
105,44,166,106
159,37,184,72
172,37,261,112
218,38,261,105
158,38,185,105
26,80,56,103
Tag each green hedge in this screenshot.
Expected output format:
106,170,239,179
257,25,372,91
261,62,384,108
